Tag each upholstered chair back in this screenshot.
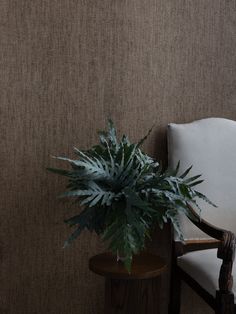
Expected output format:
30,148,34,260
167,118,236,240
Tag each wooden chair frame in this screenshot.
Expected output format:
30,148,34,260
169,205,236,314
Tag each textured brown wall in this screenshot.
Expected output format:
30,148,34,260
1,1,236,313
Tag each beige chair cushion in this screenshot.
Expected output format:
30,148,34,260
168,118,236,240
177,249,236,301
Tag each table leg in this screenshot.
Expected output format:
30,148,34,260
105,277,161,314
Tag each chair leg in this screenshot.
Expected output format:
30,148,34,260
169,266,181,314
215,291,234,314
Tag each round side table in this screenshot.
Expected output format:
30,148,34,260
89,252,167,314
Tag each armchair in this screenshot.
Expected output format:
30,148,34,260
168,118,236,314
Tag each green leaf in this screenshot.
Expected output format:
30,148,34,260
195,191,217,207
172,161,180,176
124,187,153,212
63,227,83,248
137,124,154,147
180,165,193,179
108,119,118,148
188,180,204,187
184,174,202,184
46,167,72,177
61,187,115,208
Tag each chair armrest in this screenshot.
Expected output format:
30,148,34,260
187,204,236,293
184,239,220,253
187,204,228,240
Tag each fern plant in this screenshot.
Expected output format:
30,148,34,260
47,121,215,271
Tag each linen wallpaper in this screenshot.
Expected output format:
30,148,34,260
1,1,236,313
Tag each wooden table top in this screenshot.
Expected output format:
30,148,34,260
89,252,167,280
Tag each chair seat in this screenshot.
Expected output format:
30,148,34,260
177,249,236,302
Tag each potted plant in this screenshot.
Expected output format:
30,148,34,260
47,121,215,271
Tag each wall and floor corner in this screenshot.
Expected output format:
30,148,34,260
1,1,236,313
